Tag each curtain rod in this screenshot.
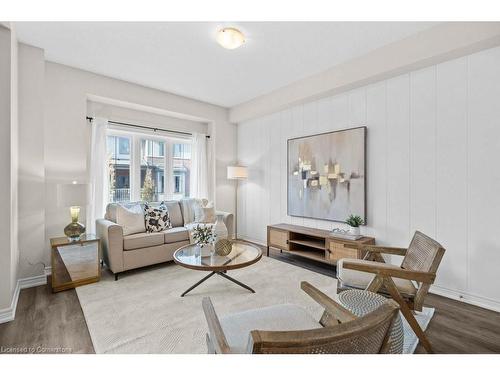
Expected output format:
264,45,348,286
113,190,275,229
86,116,210,139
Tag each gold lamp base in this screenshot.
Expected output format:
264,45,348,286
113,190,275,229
64,206,86,241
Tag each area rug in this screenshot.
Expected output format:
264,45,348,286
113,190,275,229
76,256,432,354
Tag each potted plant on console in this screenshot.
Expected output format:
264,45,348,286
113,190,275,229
345,214,364,236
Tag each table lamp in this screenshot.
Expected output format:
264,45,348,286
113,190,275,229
58,182,89,241
227,165,248,239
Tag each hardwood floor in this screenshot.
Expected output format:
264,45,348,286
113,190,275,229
0,281,94,354
1,249,499,354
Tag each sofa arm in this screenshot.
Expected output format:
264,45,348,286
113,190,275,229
96,218,124,274
216,211,234,239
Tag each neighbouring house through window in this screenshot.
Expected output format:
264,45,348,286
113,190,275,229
107,129,191,203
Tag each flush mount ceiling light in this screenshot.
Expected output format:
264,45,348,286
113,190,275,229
216,27,245,50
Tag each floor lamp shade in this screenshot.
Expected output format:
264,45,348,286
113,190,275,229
227,166,248,180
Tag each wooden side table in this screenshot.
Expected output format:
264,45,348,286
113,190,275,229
50,234,101,293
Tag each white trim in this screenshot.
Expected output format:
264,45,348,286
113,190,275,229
0,281,20,324
0,273,48,324
430,285,500,313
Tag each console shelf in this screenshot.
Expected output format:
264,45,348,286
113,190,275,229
267,223,375,265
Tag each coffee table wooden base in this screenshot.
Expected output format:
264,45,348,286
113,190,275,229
180,271,255,297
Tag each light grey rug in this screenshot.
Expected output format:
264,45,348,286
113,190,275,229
76,256,433,354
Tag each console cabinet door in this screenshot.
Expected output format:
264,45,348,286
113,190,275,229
268,228,289,250
327,240,359,263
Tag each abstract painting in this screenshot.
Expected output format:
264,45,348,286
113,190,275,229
287,126,366,223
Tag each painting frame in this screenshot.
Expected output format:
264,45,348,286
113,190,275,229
286,126,367,224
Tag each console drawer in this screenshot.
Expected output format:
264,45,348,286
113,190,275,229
269,229,289,250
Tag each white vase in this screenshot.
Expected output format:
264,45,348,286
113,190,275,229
213,218,228,240
349,226,360,236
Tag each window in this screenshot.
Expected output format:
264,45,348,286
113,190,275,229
172,143,191,200
107,135,131,203
140,139,165,202
106,130,191,203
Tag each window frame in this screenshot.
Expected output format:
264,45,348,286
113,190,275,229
107,128,191,203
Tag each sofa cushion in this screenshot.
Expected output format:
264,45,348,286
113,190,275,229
337,258,417,296
180,198,208,225
164,201,183,227
123,232,164,251
115,204,146,236
144,202,172,233
163,227,190,243
194,206,216,223
219,304,322,353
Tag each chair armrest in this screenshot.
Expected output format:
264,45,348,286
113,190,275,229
300,281,356,323
216,211,234,239
344,243,407,256
341,260,436,284
96,218,124,273
202,297,231,354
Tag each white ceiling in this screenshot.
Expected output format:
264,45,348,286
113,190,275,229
14,22,438,108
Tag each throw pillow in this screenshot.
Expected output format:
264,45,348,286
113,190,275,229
192,199,207,222
195,206,216,224
144,202,172,233
116,204,146,236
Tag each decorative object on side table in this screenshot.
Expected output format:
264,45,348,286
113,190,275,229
345,214,364,236
192,224,216,256
50,234,101,293
57,182,89,241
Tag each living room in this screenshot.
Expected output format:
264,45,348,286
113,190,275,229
2,0,500,372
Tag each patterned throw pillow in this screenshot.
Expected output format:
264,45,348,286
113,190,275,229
144,202,172,233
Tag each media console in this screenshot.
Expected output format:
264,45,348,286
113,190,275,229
266,223,375,265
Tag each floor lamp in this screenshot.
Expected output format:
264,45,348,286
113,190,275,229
227,165,248,240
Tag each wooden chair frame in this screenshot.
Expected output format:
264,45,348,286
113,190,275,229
202,281,400,354
340,231,446,353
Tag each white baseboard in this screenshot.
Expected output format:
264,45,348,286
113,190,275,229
0,273,48,324
430,285,500,313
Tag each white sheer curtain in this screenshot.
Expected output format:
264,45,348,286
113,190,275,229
190,133,209,199
87,117,109,233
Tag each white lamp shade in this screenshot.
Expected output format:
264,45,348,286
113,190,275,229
57,183,89,207
227,166,248,180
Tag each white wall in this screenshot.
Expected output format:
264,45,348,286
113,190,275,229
38,62,236,272
12,52,236,281
0,24,19,310
237,46,500,311
17,43,45,279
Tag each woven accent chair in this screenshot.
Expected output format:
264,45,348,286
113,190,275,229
202,281,400,354
336,230,445,353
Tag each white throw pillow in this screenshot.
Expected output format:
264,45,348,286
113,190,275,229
195,206,216,223
116,204,146,236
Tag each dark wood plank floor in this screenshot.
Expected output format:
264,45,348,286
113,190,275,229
0,281,94,354
1,248,499,354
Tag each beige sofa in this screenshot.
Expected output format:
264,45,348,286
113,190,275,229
96,199,234,280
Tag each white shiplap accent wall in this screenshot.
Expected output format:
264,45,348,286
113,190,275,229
237,46,500,311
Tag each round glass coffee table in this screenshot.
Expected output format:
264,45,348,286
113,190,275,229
173,241,262,297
